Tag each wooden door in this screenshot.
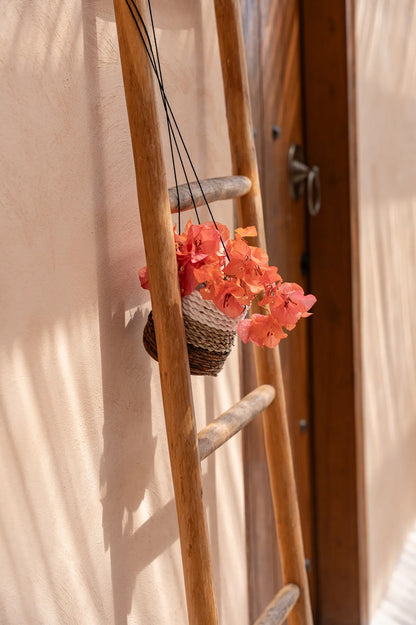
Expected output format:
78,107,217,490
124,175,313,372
241,2,366,624
240,1,317,620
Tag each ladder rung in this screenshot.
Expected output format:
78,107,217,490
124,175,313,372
198,384,275,461
169,175,251,213
253,584,300,625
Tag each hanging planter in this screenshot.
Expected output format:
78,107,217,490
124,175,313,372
122,0,316,375
143,288,247,376
140,220,316,376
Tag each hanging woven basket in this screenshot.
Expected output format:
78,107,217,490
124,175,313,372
143,289,247,376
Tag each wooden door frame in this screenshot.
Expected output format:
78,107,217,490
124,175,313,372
300,1,367,623
242,1,368,624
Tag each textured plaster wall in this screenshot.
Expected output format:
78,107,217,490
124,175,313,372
355,1,416,618
0,1,248,624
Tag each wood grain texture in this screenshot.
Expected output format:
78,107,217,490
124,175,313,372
214,2,313,624
300,1,367,624
254,584,300,625
198,385,275,461
169,175,251,212
240,0,317,619
240,2,281,617
112,2,218,624
258,0,317,613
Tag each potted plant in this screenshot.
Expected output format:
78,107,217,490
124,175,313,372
140,220,316,376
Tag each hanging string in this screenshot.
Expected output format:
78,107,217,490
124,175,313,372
124,0,186,225
124,0,229,259
125,0,200,229
145,0,181,233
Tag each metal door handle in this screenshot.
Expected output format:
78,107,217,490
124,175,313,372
288,143,321,216
307,166,320,216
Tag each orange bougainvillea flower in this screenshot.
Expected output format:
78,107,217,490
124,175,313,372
196,264,246,318
177,221,228,263
212,280,246,318
256,266,282,303
139,220,316,347
271,282,317,330
138,265,150,290
224,238,269,299
237,313,287,348
172,220,230,296
234,225,258,240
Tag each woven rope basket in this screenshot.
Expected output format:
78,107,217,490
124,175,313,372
143,289,246,376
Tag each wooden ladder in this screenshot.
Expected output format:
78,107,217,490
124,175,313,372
112,1,314,624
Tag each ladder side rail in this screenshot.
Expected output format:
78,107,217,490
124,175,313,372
112,2,218,624
213,2,314,624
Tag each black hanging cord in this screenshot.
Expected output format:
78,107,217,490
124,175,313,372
124,0,230,259
146,0,182,232
125,0,200,228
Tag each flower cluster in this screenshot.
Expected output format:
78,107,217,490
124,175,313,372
139,220,316,348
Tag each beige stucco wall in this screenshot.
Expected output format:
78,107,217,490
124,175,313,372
355,1,416,618
0,2,248,624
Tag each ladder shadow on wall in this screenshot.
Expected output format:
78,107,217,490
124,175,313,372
99,307,159,624
80,4,169,624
